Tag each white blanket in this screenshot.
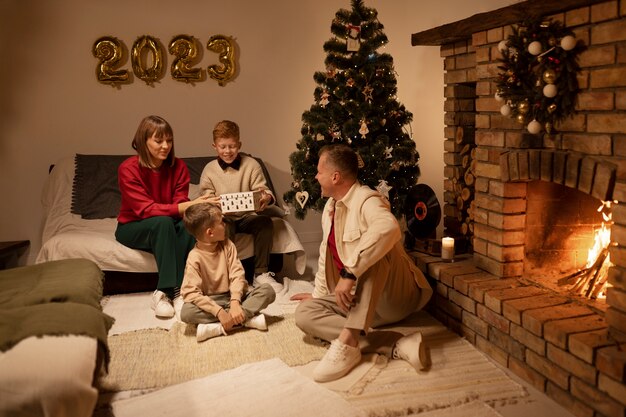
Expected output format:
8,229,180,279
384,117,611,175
36,156,306,274
112,358,366,417
0,335,99,417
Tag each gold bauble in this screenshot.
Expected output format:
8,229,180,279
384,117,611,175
516,114,526,124
547,103,557,113
542,69,557,84
517,100,530,114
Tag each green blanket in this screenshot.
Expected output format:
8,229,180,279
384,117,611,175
0,259,114,366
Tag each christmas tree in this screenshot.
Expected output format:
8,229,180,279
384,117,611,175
283,0,420,220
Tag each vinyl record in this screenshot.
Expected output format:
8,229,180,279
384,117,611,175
405,184,441,238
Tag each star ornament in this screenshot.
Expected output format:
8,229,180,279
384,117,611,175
362,85,373,102
376,179,392,199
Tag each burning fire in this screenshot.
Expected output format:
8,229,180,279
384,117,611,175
579,200,615,299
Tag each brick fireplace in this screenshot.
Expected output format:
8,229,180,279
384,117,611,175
411,1,626,416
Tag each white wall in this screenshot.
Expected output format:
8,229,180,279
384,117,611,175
0,0,515,275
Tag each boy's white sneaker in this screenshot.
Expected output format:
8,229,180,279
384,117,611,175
392,331,428,371
244,313,267,331
196,323,226,342
151,290,175,318
254,271,283,293
313,339,361,382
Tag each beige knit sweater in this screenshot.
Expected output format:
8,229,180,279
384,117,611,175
199,155,275,219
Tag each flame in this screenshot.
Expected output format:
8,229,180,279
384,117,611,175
584,201,615,299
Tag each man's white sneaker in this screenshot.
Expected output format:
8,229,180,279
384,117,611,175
196,323,226,342
244,313,268,331
313,339,361,382
393,331,428,371
254,271,283,293
151,290,175,318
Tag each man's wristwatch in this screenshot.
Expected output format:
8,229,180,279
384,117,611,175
339,268,357,280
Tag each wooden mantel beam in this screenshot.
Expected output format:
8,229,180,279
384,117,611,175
411,0,607,46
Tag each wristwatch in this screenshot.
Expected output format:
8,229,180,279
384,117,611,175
339,268,357,280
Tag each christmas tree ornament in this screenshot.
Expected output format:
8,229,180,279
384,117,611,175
517,100,530,114
295,191,309,209
346,78,355,87
384,146,393,159
547,103,557,113
543,84,557,98
320,90,330,107
498,40,508,53
528,40,542,55
500,104,512,116
359,119,369,138
356,152,365,169
316,133,325,141
542,68,557,84
346,24,361,52
376,179,392,199
545,122,553,133
527,119,542,134
495,91,504,102
560,35,576,51
516,114,526,124
362,85,373,102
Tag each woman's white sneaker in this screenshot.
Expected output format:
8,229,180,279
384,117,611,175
151,290,175,318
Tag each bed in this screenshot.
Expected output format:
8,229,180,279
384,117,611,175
0,258,113,417
35,154,306,293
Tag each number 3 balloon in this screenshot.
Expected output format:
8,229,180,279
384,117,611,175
131,35,163,85
207,35,236,86
169,35,203,83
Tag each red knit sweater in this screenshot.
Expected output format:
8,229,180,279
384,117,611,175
117,155,190,224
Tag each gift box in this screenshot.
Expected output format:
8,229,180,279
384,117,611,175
220,191,263,213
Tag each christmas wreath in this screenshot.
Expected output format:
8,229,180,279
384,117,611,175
495,17,585,135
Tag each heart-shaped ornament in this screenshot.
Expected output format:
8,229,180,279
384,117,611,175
295,191,309,209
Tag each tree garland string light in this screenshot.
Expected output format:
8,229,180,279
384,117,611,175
495,17,585,135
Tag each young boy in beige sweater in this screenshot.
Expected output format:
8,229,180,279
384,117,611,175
180,202,276,342
199,120,281,290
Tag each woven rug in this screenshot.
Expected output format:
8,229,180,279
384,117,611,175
340,313,528,416
98,314,327,392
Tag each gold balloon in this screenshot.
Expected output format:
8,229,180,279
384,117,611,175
169,35,203,82
131,35,163,85
517,100,530,114
93,36,129,85
542,68,557,84
516,114,526,124
207,35,236,86
547,103,557,113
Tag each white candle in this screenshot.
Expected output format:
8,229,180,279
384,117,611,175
441,237,455,261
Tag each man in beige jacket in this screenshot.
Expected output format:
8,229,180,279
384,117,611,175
294,144,433,382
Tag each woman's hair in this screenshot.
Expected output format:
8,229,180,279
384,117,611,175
319,144,358,180
183,203,223,239
132,115,175,168
213,120,240,142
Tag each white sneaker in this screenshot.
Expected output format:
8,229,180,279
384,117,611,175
313,339,361,382
196,323,226,342
151,290,175,318
254,272,283,293
393,332,428,371
244,314,267,331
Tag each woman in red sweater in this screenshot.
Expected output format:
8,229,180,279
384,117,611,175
116,115,212,318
